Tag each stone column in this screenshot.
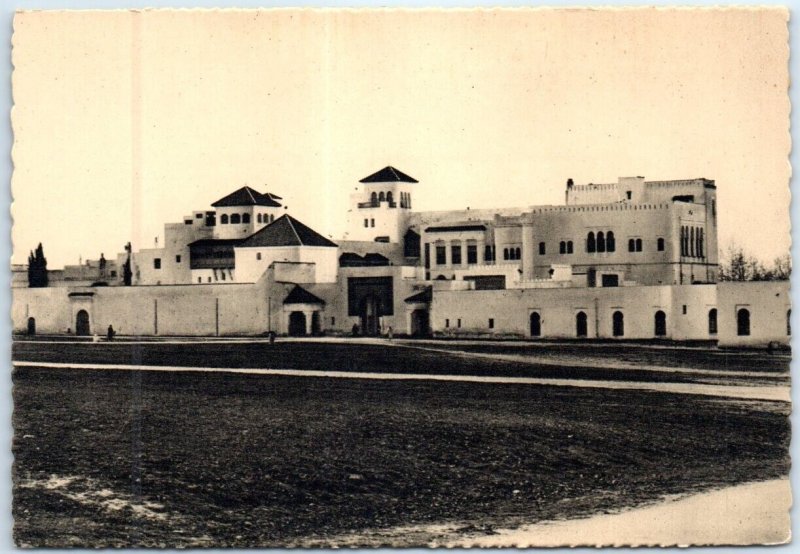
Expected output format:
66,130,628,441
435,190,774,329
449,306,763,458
444,240,452,268
304,310,314,335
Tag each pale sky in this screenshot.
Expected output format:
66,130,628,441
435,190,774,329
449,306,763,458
11,8,790,268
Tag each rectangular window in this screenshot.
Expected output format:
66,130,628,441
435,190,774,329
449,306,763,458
539,242,546,255
154,258,161,269
370,219,375,227
331,317,336,326
485,245,494,262
445,318,450,328
184,220,193,225
207,277,211,283
196,213,203,219
601,274,619,287
682,304,687,315
467,244,477,264
424,243,430,269
457,318,462,328
626,191,632,200
489,318,494,329
364,219,368,228
451,245,462,265
175,255,181,263
221,272,226,281
657,238,665,251
257,252,262,260
436,245,446,265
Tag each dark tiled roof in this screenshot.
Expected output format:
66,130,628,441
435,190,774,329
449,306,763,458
239,215,337,248
425,224,487,233
283,285,325,305
212,186,282,208
339,252,390,267
404,286,432,304
359,166,418,184
187,238,243,247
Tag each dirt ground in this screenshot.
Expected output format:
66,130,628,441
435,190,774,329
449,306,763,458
12,340,790,547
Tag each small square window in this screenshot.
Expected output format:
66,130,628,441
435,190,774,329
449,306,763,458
445,318,450,328
539,242,546,255
489,318,494,329
154,258,161,269
175,255,181,263
196,213,203,219
682,305,687,315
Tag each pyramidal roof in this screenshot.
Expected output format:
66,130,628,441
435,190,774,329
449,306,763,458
359,166,418,184
283,285,325,305
212,186,282,208
239,214,337,248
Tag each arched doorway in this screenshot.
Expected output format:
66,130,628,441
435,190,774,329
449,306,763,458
530,312,541,337
575,311,587,337
737,308,750,336
76,310,90,336
654,311,667,337
360,295,381,336
288,311,306,336
411,309,430,337
612,311,624,337
708,309,718,335
27,317,36,336
311,312,322,336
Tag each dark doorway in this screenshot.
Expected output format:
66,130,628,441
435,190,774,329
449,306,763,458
411,309,430,337
654,310,667,337
737,308,750,336
311,312,322,336
587,269,597,288
360,295,381,336
76,310,90,336
575,311,587,337
288,311,306,336
708,309,718,335
601,274,619,287
530,312,541,337
612,311,624,337
27,317,35,336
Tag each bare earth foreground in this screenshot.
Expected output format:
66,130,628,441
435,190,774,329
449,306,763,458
11,338,790,547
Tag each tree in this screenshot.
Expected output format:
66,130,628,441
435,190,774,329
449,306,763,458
718,243,790,281
27,243,48,287
122,242,133,286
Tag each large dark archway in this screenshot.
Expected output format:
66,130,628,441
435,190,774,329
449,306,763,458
27,317,36,336
76,310,90,336
360,295,381,336
411,309,430,337
575,311,587,338
737,308,750,336
288,312,307,336
612,311,624,337
530,312,541,337
654,310,667,337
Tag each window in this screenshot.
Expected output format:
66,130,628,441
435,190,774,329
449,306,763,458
331,317,336,326
207,277,212,283
110,271,116,277
538,242,546,255
256,252,262,260
451,244,462,265
567,241,573,254
154,258,161,269
515,247,521,260
606,232,615,252
626,191,632,200
601,274,619,287
489,318,494,329
485,245,494,262
241,213,249,224
436,245,446,265
635,238,642,252
371,192,377,205
657,238,665,251
197,277,201,283
184,219,193,225
221,271,226,281
270,214,274,223
231,214,241,224
698,229,704,258
364,219,369,228
737,308,751,336
457,319,461,328
370,219,375,227
445,318,450,328
708,309,718,335
379,191,385,202
530,312,541,337
175,255,181,263
196,213,203,219
682,304,687,315
467,244,477,264
576,311,588,337
503,248,509,260
689,227,695,257
560,241,566,254
587,232,596,253
386,191,393,204
654,311,667,337
597,231,606,253
612,311,624,337
221,214,229,224
257,214,262,223
628,239,635,252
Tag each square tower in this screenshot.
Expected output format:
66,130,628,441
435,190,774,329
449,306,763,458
345,166,417,243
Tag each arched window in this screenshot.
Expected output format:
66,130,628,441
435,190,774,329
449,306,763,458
503,248,509,260
371,192,378,205
597,231,606,253
407,194,411,208
567,241,573,254
737,308,750,336
587,232,596,253
635,238,642,252
386,191,393,205
628,238,635,252
257,213,262,223
515,247,521,260
270,214,275,223
657,238,665,251
680,227,686,256
707,309,717,335
612,311,624,337
698,229,704,258
689,227,695,257
221,214,229,224
606,231,615,252
379,191,385,202
530,312,541,337
230,214,241,224
560,241,566,254
576,311,588,337
654,310,667,337
242,213,250,224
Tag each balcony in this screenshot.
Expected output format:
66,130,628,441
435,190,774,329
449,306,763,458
357,201,397,209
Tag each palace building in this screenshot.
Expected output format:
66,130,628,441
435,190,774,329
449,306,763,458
13,166,789,347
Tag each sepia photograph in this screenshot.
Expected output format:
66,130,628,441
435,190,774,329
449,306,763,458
9,7,792,547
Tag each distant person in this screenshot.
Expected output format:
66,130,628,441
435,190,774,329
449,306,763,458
92,333,100,343
387,326,393,340
107,325,115,342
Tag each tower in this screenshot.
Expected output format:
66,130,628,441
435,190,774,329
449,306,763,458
344,166,417,243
